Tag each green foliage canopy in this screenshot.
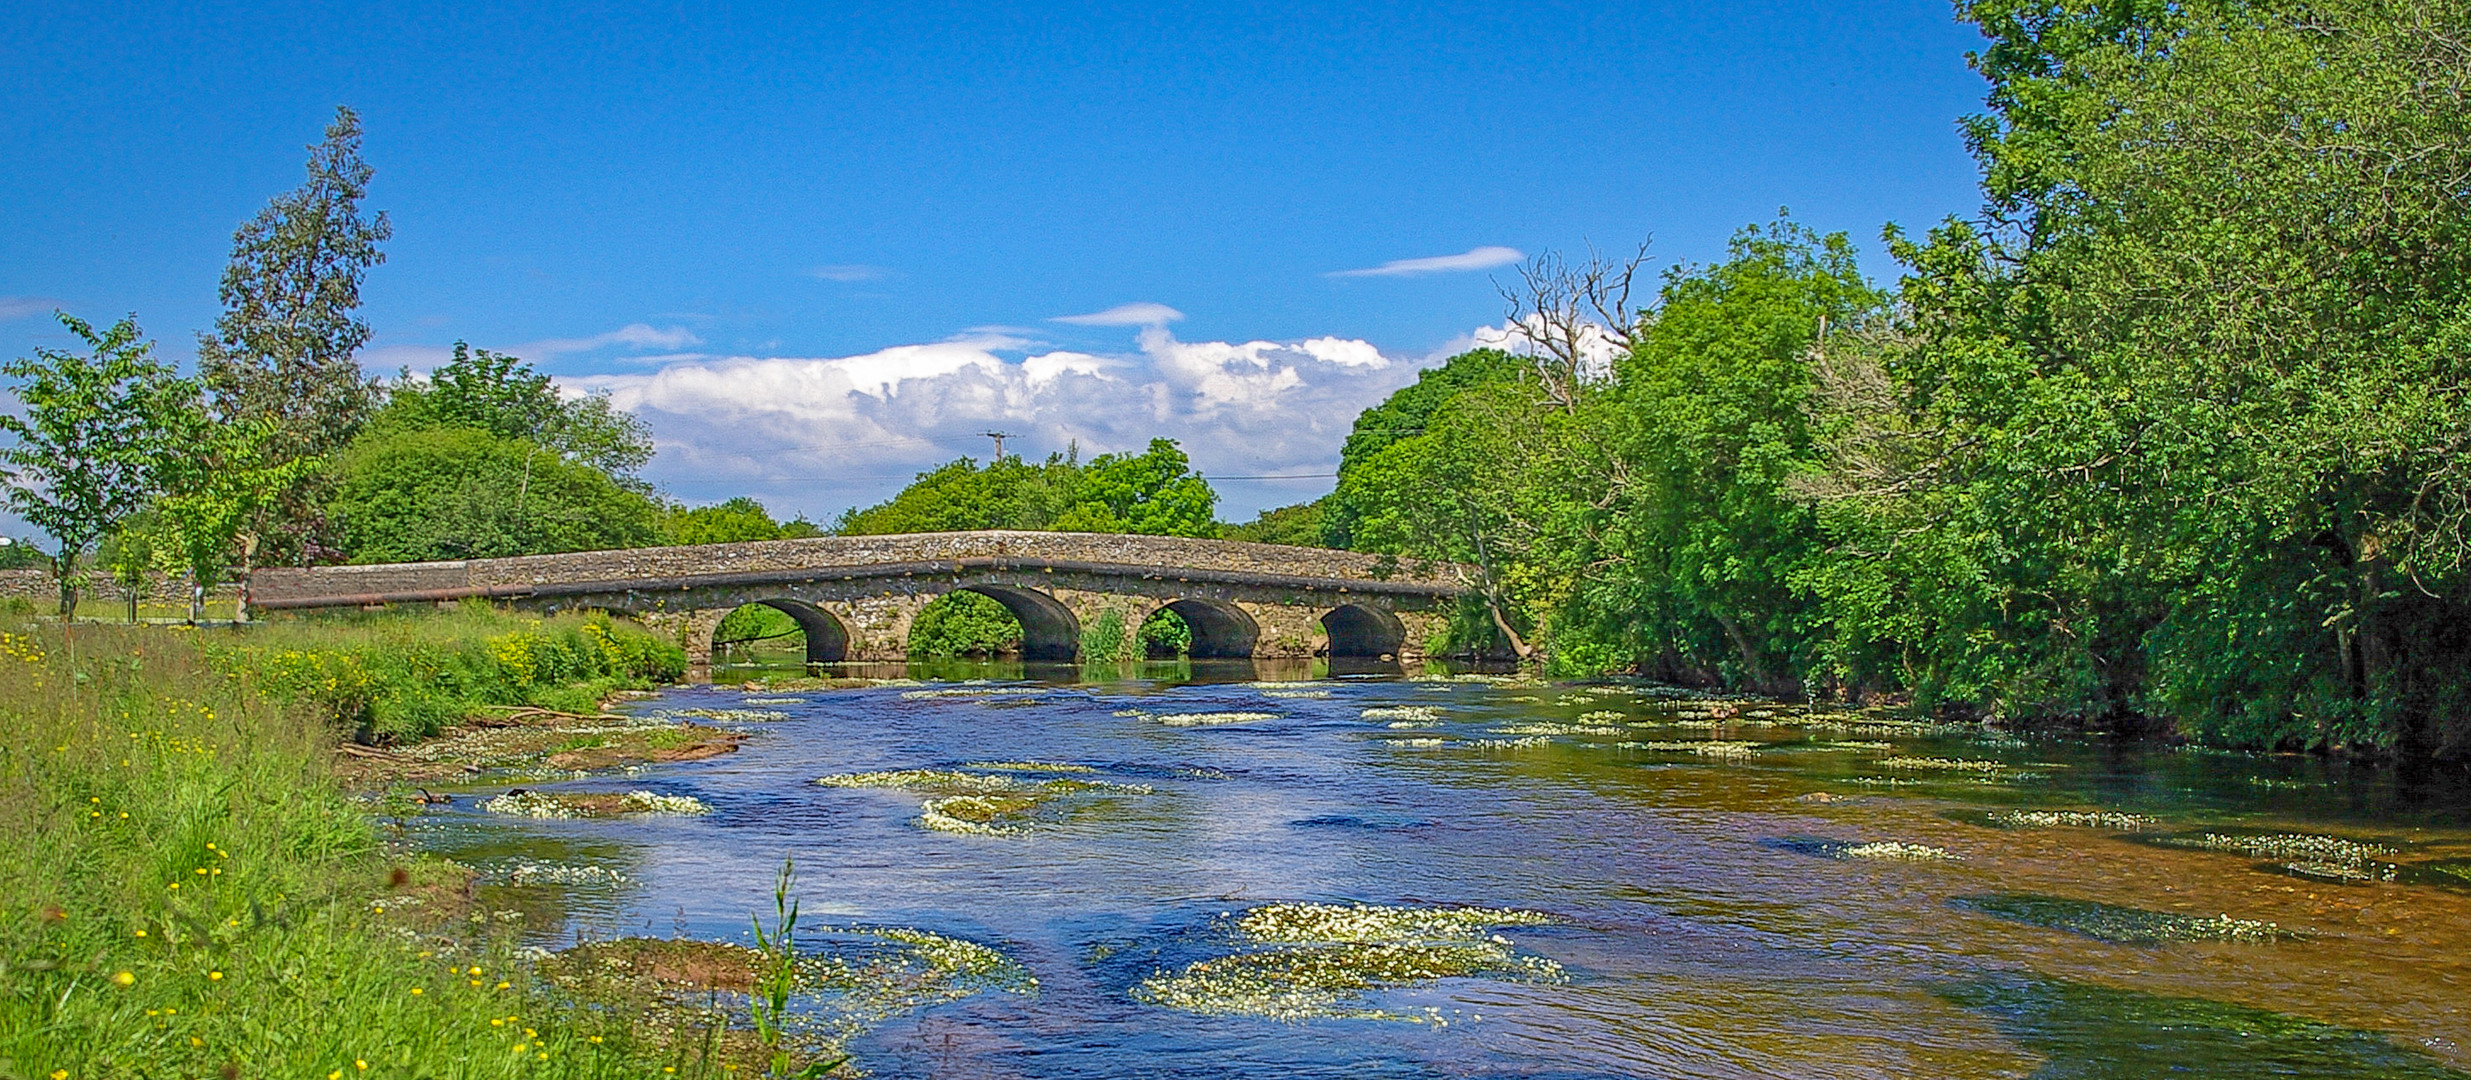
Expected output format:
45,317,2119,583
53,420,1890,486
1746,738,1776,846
0,313,188,617
327,427,662,563
839,440,1218,538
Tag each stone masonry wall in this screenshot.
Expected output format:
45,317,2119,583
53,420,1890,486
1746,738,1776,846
250,530,1460,602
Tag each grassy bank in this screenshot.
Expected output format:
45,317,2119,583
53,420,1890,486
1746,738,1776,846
0,611,718,1078
204,603,687,744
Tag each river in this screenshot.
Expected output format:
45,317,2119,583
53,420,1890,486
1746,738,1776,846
405,661,2471,1078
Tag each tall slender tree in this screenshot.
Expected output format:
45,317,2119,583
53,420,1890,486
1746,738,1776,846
0,314,185,619
195,105,390,562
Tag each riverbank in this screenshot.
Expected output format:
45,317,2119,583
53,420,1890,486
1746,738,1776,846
0,610,809,1078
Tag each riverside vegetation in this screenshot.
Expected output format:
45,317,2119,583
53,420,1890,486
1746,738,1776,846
0,605,868,1077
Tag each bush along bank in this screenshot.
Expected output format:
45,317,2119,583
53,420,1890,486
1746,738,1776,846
0,618,726,1077
197,602,687,743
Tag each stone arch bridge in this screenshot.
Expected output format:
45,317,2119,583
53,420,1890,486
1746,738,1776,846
249,531,1468,664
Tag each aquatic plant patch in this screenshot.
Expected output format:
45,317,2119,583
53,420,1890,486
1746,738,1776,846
1768,837,1959,862
1131,903,1563,1022
480,789,714,818
1987,810,2158,831
2149,832,2401,882
539,926,1037,1069
1937,975,2469,1080
1489,722,1625,736
1361,706,1442,722
1637,741,1762,759
1121,709,1283,726
649,707,791,724
899,686,1047,700
1882,756,2010,772
1952,894,2300,944
815,767,1154,835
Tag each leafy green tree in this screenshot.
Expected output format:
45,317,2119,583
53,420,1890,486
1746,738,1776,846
665,496,822,545
907,591,1022,656
1052,439,1218,537
1802,0,2471,750
197,106,390,459
1138,607,1193,657
1565,219,1882,691
0,537,45,571
1222,501,1327,547
375,343,653,481
326,427,661,563
192,107,390,568
836,454,1087,534
96,510,158,623
146,408,320,623
0,313,186,619
1321,349,1527,548
837,440,1218,538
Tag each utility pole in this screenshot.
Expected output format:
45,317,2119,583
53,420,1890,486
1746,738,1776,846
981,430,1013,462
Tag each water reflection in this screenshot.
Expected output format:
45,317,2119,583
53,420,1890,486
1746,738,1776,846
408,664,2471,1078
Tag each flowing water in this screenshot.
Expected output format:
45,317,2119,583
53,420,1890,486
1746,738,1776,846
407,662,2471,1078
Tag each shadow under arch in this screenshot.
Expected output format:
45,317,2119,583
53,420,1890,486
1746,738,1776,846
1321,602,1405,660
1154,598,1260,659
722,598,850,664
955,584,1081,662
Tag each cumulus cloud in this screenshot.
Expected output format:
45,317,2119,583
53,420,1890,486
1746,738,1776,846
568,322,1459,518
1328,246,1524,278
1052,302,1184,327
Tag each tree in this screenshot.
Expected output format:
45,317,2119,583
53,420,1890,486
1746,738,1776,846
836,441,1220,538
665,497,823,545
96,511,157,623
1322,349,1530,549
377,343,654,480
196,105,391,558
326,427,662,563
1053,439,1218,537
1222,502,1327,547
147,409,319,623
1570,219,1883,692
0,314,184,619
1799,0,2471,750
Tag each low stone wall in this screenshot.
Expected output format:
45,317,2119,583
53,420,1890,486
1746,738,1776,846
0,568,236,609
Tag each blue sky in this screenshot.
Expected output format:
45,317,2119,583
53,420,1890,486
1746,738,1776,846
2,1,1989,530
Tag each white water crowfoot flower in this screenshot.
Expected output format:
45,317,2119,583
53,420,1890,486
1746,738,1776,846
815,766,1153,835
1132,903,1563,1022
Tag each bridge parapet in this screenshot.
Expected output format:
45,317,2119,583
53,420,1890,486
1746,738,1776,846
251,531,1457,607
248,532,1471,664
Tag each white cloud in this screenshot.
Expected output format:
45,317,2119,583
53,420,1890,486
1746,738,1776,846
808,264,887,282
0,297,57,321
528,323,703,356
1329,246,1525,278
567,321,1469,518
1052,302,1184,327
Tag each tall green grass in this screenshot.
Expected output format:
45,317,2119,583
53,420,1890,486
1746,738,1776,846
205,603,687,743
0,616,698,1078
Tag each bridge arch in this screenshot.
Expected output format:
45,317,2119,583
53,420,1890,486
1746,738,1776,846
1150,598,1259,659
715,598,850,664
1321,602,1405,660
956,584,1080,662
